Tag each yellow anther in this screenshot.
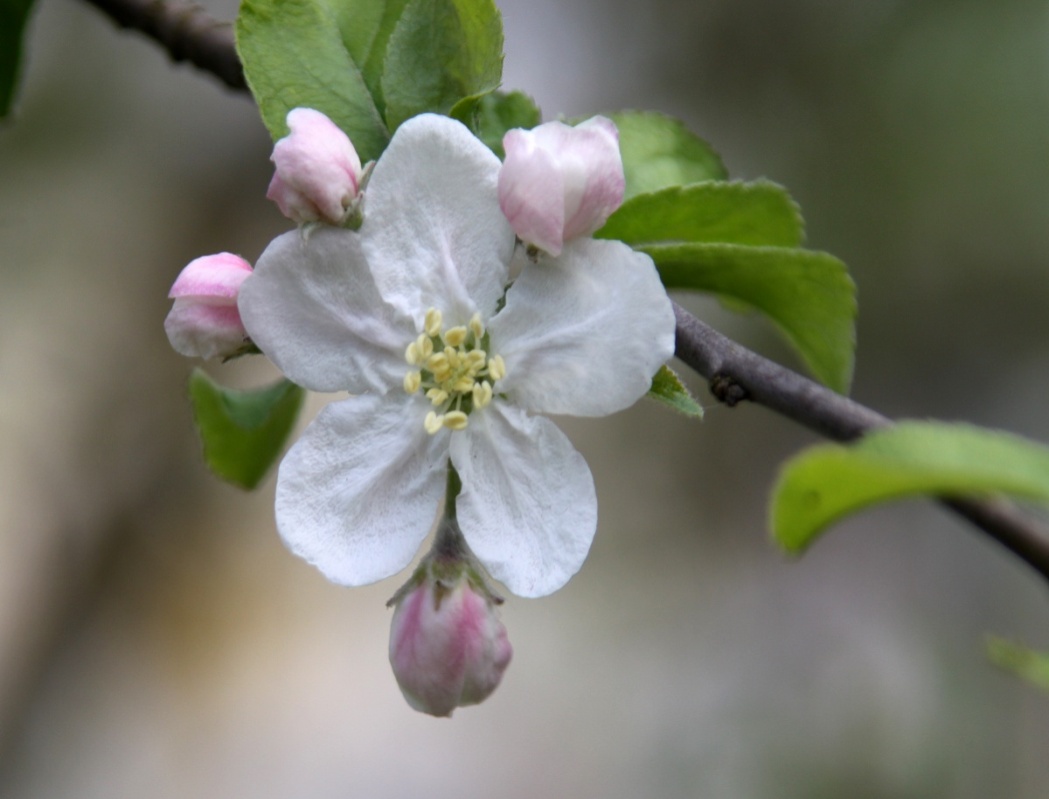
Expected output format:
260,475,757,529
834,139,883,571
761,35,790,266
415,334,434,360
444,326,468,347
405,341,420,365
453,376,475,393
443,411,469,431
487,354,506,381
473,381,493,409
424,411,444,435
410,307,505,433
426,388,449,406
426,352,449,373
424,308,443,337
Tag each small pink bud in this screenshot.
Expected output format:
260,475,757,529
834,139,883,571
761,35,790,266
164,253,253,359
389,570,513,717
267,108,363,226
498,116,625,256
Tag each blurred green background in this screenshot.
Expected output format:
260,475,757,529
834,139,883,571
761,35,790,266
1,0,1048,796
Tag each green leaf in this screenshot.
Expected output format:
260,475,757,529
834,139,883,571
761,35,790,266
236,0,390,160
189,369,306,490
987,637,1049,695
771,422,1049,553
599,181,805,249
380,0,503,130
319,0,411,118
642,243,856,393
1,0,35,118
647,365,703,418
456,89,541,157
608,111,727,201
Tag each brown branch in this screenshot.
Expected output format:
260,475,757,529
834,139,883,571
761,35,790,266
673,302,1049,584
673,304,890,441
79,0,246,90
76,0,1049,586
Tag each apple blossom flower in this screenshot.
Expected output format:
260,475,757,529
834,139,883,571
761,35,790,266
388,522,512,717
238,113,675,598
498,116,625,256
267,108,364,226
164,252,253,359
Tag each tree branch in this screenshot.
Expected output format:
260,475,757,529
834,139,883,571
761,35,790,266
673,301,1049,584
78,0,1049,586
79,0,246,90
673,304,890,441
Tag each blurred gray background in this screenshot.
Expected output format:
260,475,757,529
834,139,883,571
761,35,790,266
1,0,1048,796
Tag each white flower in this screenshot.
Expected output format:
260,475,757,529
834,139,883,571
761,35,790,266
238,114,674,598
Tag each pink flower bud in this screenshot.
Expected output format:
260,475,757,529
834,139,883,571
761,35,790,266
164,253,253,359
389,571,513,717
267,108,363,226
498,116,625,256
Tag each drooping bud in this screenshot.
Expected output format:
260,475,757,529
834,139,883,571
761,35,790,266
388,527,512,717
267,108,364,226
498,116,625,256
164,252,253,360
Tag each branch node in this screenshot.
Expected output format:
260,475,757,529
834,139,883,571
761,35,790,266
711,374,749,407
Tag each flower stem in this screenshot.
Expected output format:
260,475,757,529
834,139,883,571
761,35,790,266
426,465,465,560
444,463,462,519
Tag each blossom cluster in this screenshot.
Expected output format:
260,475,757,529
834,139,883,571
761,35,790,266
165,108,675,714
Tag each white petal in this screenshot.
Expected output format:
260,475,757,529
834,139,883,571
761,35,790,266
361,114,514,325
238,227,412,394
488,238,675,416
275,394,448,586
450,404,596,598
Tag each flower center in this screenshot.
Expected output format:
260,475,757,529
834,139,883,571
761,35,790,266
402,307,507,434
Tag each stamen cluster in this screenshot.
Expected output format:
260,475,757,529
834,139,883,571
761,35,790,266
403,307,507,434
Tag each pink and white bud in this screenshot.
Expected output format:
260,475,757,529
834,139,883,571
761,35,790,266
267,108,363,226
164,252,253,359
389,571,513,717
498,115,625,256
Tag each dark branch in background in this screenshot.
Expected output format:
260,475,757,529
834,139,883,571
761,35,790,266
81,0,246,90
81,0,1049,587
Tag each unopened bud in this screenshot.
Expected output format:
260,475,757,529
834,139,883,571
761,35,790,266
498,116,625,256
267,108,364,226
388,562,512,717
164,252,253,359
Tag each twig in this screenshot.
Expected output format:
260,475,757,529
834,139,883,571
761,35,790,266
672,304,890,441
79,0,246,90
76,0,1049,585
673,301,1049,584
